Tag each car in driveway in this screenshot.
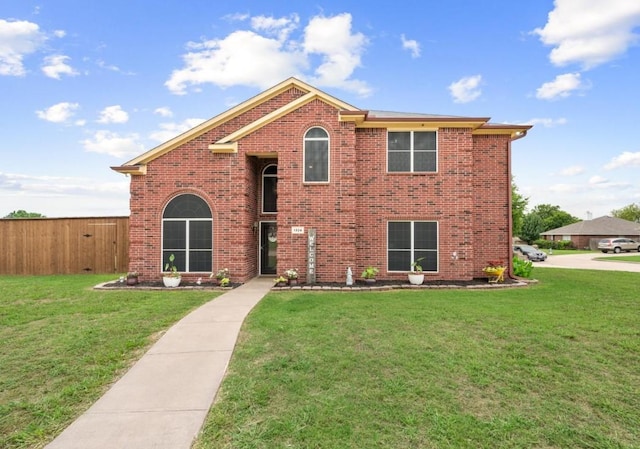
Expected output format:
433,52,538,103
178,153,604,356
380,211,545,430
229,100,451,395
513,244,547,261
597,238,640,253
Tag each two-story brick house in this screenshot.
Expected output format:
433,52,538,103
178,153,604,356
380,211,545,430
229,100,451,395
111,77,530,284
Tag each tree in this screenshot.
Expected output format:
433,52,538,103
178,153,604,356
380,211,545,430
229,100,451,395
511,177,528,237
611,203,640,223
3,210,45,218
530,204,579,232
520,212,544,244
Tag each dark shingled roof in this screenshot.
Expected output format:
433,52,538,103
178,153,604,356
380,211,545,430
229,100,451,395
541,216,640,236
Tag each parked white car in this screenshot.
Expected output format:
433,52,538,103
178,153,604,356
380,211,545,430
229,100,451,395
597,238,640,253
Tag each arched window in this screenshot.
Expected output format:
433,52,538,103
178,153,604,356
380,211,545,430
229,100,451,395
304,127,329,182
162,194,212,272
262,164,277,213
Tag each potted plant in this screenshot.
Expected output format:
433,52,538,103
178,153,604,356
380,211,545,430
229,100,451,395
126,271,139,286
274,275,288,287
408,257,425,285
285,268,299,285
210,267,230,286
361,266,379,284
162,253,181,287
482,260,506,283
219,276,230,287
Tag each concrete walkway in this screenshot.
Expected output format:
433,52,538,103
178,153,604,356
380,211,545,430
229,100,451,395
45,277,274,449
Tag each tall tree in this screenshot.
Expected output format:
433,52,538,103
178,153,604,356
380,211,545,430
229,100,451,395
611,203,640,222
3,210,46,218
530,204,579,232
511,177,528,237
520,212,544,244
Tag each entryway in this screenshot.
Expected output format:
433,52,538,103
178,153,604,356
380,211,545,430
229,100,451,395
260,222,277,275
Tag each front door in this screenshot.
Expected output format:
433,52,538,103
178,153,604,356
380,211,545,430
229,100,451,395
260,222,277,275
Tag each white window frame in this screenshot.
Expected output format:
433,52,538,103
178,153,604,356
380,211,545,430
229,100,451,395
387,220,439,273
387,130,438,173
303,126,330,183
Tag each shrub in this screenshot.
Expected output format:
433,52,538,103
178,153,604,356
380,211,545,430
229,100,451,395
513,256,533,278
533,239,574,250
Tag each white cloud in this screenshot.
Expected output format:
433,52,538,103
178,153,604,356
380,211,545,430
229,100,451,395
97,105,129,124
165,13,370,97
401,34,421,58
448,75,482,103
0,19,46,76
149,118,207,143
604,151,640,170
533,0,640,69
559,165,584,176
536,72,584,100
81,130,144,158
526,117,568,127
588,175,608,185
35,102,80,123
42,54,78,79
154,107,173,118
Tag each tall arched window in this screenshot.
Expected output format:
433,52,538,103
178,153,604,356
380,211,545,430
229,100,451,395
304,127,329,182
162,194,212,272
262,164,277,213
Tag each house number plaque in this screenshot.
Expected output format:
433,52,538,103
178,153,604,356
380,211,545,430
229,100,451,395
307,228,316,284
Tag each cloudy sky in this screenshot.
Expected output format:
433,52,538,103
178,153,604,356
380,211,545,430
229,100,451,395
1,0,639,219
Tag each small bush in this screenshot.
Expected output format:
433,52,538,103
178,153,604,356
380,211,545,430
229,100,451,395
513,256,533,278
533,239,574,250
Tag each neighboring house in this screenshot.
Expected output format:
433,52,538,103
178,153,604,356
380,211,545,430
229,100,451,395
111,78,531,284
541,215,640,249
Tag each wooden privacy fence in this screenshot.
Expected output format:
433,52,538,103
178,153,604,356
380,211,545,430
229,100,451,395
0,217,129,275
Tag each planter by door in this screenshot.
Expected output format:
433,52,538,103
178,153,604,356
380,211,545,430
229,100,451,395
408,273,424,285
162,276,181,287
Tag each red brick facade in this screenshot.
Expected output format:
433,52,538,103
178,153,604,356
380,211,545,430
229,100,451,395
113,78,530,284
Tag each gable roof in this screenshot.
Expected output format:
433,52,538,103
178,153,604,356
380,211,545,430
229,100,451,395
541,215,640,236
111,77,532,176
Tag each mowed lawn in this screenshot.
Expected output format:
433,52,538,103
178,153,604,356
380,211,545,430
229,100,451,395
1,270,639,449
0,275,220,449
194,268,639,449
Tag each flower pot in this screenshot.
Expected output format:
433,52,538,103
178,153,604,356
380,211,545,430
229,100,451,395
126,276,138,286
364,278,376,284
408,273,424,285
162,276,181,287
288,278,299,286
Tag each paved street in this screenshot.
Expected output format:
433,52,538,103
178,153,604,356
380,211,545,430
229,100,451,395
534,252,640,272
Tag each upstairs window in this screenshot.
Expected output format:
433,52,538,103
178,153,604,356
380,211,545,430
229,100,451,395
388,131,437,172
304,127,329,182
162,194,212,273
262,164,277,213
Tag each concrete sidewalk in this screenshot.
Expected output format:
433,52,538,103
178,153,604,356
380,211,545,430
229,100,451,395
46,277,274,449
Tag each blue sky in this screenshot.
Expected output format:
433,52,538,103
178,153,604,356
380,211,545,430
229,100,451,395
1,0,639,219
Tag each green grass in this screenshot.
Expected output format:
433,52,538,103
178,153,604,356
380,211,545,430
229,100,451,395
594,255,640,263
194,268,640,449
0,275,220,449
546,249,594,255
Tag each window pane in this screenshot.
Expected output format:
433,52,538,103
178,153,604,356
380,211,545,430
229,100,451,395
263,176,277,212
189,251,212,272
164,194,211,218
414,222,437,249
306,127,328,138
163,221,185,249
414,151,437,172
388,152,410,172
389,250,411,271
189,221,212,249
388,132,410,151
415,250,438,272
413,132,436,150
388,222,411,249
305,140,328,182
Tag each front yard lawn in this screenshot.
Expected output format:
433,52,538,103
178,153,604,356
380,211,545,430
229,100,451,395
195,268,639,449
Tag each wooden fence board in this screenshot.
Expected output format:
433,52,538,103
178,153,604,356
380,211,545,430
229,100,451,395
0,217,129,275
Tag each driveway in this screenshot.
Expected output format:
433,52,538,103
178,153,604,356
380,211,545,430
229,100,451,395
534,252,640,272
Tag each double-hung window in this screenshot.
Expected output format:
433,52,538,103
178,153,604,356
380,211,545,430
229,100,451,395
388,131,437,172
304,127,329,182
162,194,212,272
388,221,438,272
